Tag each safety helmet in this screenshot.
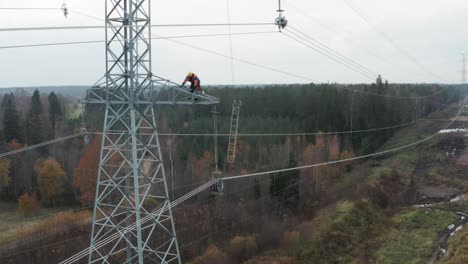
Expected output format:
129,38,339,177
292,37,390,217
188,72,194,77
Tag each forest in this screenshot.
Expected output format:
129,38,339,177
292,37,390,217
0,78,465,263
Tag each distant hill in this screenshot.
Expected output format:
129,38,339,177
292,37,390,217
0,86,88,98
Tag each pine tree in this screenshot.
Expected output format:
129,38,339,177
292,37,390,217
376,74,384,91
48,92,62,133
269,153,300,209
30,90,42,115
27,90,44,145
0,94,8,109
3,94,22,143
253,178,261,200
0,94,9,129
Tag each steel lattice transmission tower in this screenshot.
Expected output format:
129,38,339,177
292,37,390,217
85,0,219,263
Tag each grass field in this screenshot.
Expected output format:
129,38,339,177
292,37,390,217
0,202,82,244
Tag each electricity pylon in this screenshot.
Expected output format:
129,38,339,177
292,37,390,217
85,0,219,263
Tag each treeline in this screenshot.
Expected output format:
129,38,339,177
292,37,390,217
0,89,84,208
0,80,457,210
156,78,456,191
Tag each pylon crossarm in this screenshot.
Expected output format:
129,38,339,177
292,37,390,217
152,75,220,105
153,86,220,105
85,75,220,105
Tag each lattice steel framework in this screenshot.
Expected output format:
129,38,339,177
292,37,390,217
86,0,218,263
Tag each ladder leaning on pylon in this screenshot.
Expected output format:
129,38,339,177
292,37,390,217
227,100,242,164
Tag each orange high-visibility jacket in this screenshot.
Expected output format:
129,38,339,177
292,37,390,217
183,74,201,90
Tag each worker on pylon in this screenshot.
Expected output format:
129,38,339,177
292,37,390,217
180,72,202,94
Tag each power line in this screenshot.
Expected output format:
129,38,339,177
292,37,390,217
154,32,322,83
0,31,277,50
0,23,275,33
342,0,447,82
282,30,376,80
0,40,103,50
288,25,380,78
0,133,82,159
288,2,396,67
226,0,236,85
0,8,60,10
160,31,451,99
70,10,102,22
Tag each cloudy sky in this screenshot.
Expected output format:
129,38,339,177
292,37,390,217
0,0,468,88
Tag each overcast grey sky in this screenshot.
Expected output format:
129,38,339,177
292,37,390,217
1,0,468,88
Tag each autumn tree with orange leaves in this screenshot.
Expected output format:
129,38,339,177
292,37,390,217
35,158,66,206
73,136,101,205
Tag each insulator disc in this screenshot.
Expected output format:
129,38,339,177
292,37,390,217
211,179,224,193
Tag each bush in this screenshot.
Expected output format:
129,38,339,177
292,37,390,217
142,197,160,210
15,210,91,239
281,231,300,255
295,222,316,243
17,192,40,216
257,220,284,250
192,244,232,264
229,235,258,261
243,256,296,264
299,200,384,263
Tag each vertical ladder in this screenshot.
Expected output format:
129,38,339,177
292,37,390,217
227,100,241,164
